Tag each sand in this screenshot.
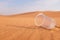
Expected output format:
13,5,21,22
0,11,60,40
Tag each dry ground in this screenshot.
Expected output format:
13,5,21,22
0,11,60,40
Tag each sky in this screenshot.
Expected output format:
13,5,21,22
0,0,60,15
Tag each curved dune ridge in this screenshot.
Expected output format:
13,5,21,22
0,11,60,40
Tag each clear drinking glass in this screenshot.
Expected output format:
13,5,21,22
35,13,56,29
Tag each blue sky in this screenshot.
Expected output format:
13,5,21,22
0,0,60,15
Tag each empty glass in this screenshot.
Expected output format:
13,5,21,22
35,13,56,29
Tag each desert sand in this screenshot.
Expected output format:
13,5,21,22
0,11,60,40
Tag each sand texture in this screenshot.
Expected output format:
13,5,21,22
0,11,60,40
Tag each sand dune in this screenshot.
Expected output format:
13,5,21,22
0,11,60,40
